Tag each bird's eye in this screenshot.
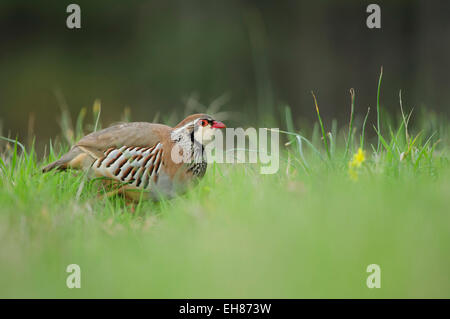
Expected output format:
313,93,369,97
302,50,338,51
200,119,209,127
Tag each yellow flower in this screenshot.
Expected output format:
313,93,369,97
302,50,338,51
348,148,365,181
349,148,365,168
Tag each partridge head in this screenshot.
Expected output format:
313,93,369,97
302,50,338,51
42,114,226,201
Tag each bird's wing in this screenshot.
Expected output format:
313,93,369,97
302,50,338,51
76,122,171,159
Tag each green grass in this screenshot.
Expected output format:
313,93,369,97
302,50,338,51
1,89,450,298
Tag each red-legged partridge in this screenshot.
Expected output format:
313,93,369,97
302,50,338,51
42,114,226,200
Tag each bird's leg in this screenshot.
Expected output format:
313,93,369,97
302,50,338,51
100,184,138,212
102,187,126,198
124,200,136,214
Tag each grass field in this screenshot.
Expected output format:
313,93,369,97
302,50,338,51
1,87,450,298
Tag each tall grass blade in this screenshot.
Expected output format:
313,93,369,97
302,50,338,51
285,105,296,145
376,66,383,152
93,99,102,132
344,88,356,160
311,91,331,160
360,107,370,149
0,136,26,154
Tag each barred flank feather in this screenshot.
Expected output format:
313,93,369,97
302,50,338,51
92,144,164,190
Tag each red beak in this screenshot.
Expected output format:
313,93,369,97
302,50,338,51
211,120,226,129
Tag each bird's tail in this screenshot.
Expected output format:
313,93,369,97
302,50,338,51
42,146,83,173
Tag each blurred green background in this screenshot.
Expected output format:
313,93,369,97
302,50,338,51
0,0,449,147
